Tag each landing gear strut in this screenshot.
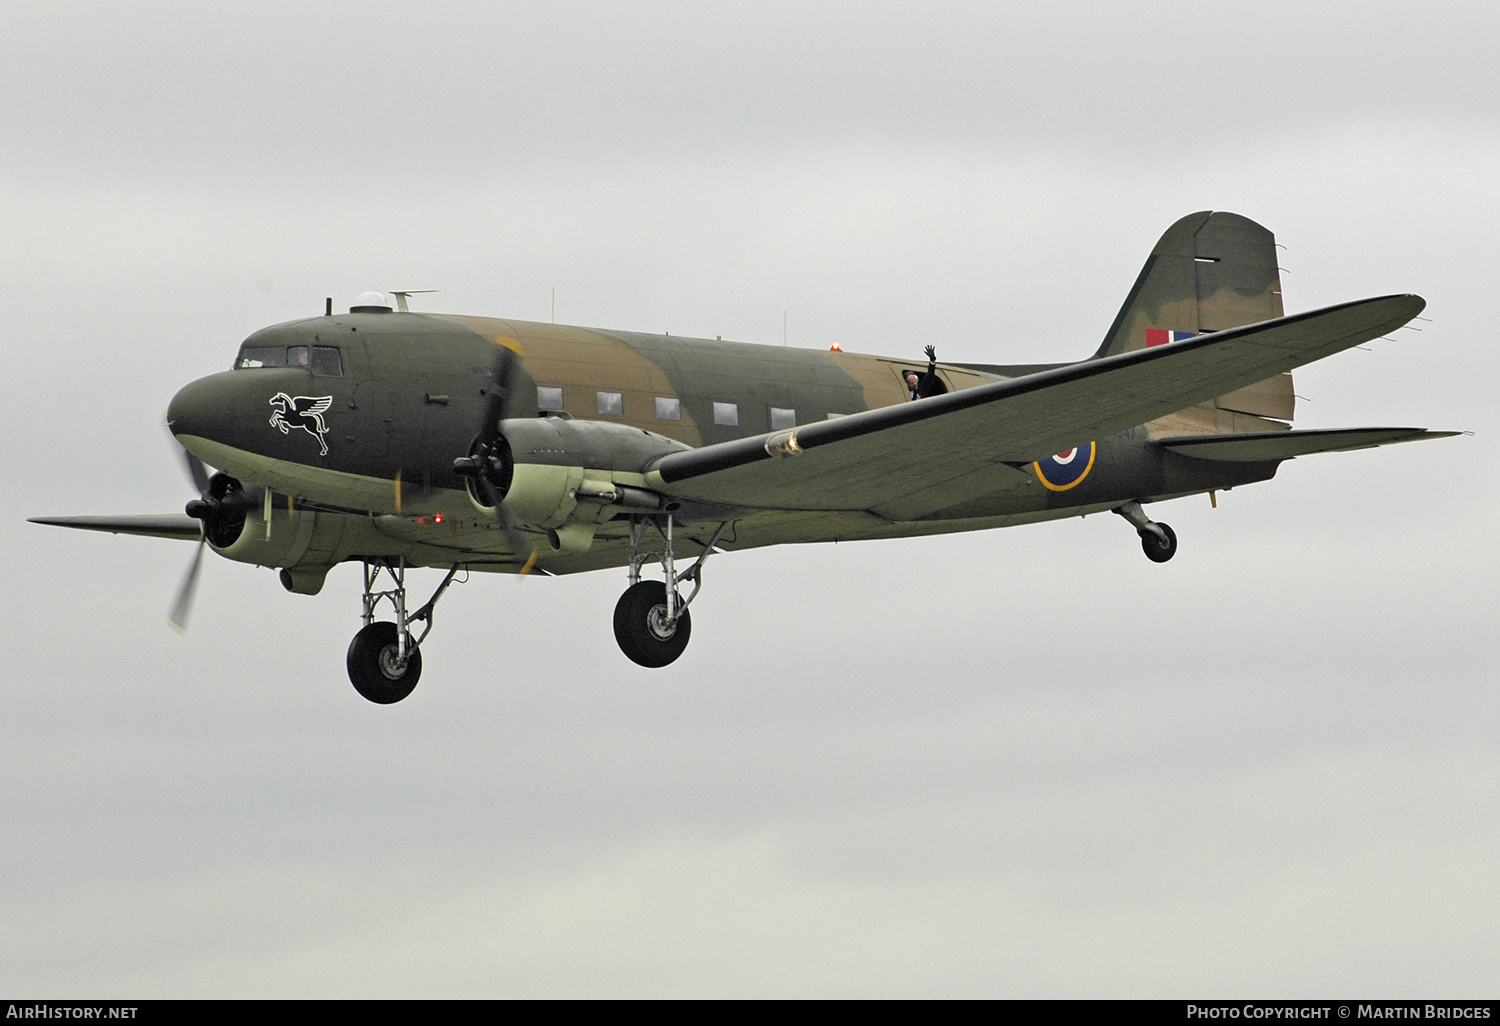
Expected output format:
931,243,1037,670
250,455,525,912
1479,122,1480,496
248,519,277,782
1114,500,1177,563
614,517,732,667
347,559,461,703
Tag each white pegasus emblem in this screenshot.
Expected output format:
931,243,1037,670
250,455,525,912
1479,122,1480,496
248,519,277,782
268,393,334,456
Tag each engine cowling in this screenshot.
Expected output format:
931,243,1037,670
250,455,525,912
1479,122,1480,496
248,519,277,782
212,506,344,575
184,472,258,548
464,417,692,528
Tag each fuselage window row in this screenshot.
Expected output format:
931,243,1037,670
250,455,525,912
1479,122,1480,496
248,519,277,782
532,389,824,429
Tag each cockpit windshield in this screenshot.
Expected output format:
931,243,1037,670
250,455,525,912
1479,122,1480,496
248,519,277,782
236,346,285,369
236,345,343,375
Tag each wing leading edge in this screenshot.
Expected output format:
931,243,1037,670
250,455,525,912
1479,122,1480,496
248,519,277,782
646,294,1427,512
28,515,203,541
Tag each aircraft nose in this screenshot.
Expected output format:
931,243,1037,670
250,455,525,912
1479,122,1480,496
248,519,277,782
166,374,222,445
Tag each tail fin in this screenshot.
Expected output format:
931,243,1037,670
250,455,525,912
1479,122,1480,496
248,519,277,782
1097,211,1294,426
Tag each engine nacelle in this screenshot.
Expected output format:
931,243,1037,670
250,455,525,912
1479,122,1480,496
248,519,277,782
467,417,691,528
212,506,345,581
499,463,587,528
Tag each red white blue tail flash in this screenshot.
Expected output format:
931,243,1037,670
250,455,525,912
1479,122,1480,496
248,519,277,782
1145,329,1198,347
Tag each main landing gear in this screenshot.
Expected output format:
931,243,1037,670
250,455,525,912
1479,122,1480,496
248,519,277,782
614,516,732,668
1114,500,1178,563
347,559,461,704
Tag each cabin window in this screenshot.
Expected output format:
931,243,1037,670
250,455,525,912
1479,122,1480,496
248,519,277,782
713,402,739,427
770,407,796,430
537,386,564,410
655,397,681,421
597,391,624,416
312,346,343,376
236,346,286,369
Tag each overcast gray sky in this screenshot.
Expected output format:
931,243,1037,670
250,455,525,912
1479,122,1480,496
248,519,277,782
3,1,1497,997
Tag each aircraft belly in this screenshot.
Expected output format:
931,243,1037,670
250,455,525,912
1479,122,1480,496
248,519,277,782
699,504,1135,550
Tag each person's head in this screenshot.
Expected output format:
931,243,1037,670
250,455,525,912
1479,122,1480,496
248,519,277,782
905,372,919,389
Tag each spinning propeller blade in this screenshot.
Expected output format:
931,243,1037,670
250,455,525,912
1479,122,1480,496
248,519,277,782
457,340,540,574
164,428,212,633
167,534,206,634
182,450,211,497
166,418,213,496
163,426,248,632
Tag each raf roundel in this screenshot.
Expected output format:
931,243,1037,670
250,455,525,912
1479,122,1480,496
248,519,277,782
1033,442,1096,491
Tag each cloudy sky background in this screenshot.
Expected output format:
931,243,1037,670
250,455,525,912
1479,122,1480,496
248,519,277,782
3,1,1497,996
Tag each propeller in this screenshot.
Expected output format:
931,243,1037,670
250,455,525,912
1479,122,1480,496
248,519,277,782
452,339,540,574
167,529,205,634
164,435,209,633
164,427,258,631
179,444,211,497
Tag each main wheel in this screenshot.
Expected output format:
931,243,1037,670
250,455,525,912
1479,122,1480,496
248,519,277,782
1140,522,1178,563
346,621,422,704
613,580,692,668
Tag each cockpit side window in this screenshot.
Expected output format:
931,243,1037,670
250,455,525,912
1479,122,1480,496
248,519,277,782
287,345,311,367
312,346,343,376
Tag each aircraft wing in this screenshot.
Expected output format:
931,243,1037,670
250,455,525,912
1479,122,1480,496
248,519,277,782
646,294,1426,514
28,515,203,541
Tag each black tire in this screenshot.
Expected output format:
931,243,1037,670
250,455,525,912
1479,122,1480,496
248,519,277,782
1140,522,1178,563
613,580,692,668
346,621,422,704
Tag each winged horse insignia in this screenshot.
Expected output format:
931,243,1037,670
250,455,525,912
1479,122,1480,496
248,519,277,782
268,393,334,456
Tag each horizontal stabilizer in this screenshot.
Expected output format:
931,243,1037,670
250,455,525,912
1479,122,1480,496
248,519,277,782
1157,427,1458,462
29,515,203,541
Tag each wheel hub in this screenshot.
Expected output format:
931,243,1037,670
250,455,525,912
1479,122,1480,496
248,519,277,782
378,643,409,679
646,603,677,641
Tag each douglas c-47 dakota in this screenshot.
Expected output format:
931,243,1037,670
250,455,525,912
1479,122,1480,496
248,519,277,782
32,212,1457,703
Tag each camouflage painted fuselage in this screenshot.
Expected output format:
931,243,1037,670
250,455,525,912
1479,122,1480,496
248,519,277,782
168,307,1281,580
